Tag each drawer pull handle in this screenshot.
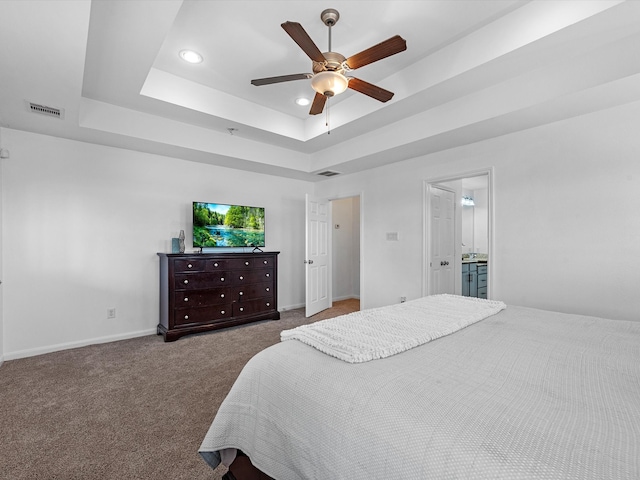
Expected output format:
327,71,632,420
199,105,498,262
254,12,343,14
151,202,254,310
220,277,225,282
188,263,193,268
183,279,189,284
266,287,270,292
220,294,225,298
245,261,249,266
239,276,244,280
221,310,225,315
239,307,244,312
239,292,244,296
265,273,270,277
184,297,189,302
266,303,270,307
184,315,189,320
214,262,219,267
263,260,268,264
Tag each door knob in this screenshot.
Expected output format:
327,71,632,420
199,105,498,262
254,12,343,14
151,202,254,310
304,260,314,264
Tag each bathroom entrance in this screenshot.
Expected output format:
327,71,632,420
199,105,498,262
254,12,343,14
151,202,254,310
424,169,493,298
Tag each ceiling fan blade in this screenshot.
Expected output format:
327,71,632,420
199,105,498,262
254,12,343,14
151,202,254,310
345,35,407,70
348,77,394,102
281,21,326,63
309,92,327,115
251,73,311,86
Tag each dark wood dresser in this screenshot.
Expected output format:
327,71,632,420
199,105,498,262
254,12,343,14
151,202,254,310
157,252,280,341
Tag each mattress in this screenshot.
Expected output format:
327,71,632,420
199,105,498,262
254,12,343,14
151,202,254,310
200,303,640,479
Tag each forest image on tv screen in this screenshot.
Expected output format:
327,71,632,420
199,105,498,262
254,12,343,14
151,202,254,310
193,202,265,248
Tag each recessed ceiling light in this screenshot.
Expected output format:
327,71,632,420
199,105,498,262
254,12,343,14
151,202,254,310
295,97,310,106
179,49,203,64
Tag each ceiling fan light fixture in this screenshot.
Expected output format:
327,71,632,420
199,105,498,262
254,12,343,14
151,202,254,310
311,71,349,97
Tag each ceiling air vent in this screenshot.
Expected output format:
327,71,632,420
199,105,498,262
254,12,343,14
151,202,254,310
316,170,341,177
26,101,64,119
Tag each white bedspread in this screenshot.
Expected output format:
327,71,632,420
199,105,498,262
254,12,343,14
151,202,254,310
280,294,506,362
200,303,640,479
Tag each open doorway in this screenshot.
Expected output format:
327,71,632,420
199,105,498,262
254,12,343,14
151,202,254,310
331,196,361,310
424,169,493,298
304,194,362,317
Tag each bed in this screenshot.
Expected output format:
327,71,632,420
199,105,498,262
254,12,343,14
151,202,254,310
199,294,640,479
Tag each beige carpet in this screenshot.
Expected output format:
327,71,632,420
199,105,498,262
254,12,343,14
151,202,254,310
0,299,359,480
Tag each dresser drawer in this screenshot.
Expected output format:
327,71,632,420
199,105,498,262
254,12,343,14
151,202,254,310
232,268,274,285
229,258,253,269
233,281,273,300
174,258,206,273
174,305,232,326
205,258,232,270
174,288,231,307
253,256,275,268
233,297,276,317
174,272,230,290
477,286,487,299
223,257,272,270
477,264,487,275
477,274,487,288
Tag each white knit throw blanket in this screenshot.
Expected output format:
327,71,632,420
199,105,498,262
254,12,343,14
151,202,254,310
281,294,506,363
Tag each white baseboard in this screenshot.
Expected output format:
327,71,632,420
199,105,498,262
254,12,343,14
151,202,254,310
279,296,360,313
3,296,363,362
279,302,305,312
3,328,157,361
332,295,360,302
3,294,363,361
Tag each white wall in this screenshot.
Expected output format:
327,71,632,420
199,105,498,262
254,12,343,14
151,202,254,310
0,129,4,365
331,196,360,301
0,128,313,359
317,101,640,321
473,188,488,254
461,186,488,255
462,188,474,253
351,196,361,297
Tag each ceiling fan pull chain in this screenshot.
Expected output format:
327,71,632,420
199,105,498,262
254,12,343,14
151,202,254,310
326,96,331,135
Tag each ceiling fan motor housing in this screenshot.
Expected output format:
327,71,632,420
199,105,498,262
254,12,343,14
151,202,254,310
313,51,346,73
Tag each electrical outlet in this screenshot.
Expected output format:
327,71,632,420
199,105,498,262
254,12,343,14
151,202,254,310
400,296,407,303
107,308,116,319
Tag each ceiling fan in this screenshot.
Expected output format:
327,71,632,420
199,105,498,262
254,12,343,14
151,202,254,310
251,8,407,115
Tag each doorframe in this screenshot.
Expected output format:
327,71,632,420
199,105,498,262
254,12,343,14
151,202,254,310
423,167,494,298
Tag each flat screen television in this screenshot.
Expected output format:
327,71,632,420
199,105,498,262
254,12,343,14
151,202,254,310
192,202,265,248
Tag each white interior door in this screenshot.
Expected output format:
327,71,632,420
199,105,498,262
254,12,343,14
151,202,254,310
429,186,455,295
305,194,331,317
